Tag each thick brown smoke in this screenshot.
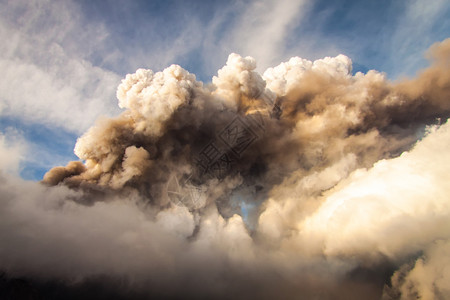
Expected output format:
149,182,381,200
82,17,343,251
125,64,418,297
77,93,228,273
1,38,449,299
43,39,450,221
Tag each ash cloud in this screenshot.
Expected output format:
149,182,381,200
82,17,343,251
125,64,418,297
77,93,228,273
1,38,450,299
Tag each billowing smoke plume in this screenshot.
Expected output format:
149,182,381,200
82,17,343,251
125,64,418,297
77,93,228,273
1,38,450,299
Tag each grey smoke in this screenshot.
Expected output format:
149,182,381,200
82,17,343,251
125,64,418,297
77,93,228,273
1,38,450,299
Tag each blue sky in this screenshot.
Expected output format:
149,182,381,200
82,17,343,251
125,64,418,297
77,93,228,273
0,0,449,180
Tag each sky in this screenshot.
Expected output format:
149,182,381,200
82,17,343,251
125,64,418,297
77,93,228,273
0,0,449,181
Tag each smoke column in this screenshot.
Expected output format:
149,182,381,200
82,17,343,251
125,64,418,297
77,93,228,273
1,38,450,299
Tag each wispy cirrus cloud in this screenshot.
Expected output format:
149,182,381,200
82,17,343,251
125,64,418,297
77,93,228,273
198,0,311,76
0,128,26,175
0,0,121,134
387,0,450,78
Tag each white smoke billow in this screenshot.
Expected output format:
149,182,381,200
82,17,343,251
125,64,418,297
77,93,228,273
1,38,450,299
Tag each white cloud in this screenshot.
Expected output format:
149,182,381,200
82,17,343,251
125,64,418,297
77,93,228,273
0,0,122,134
0,128,26,175
226,0,310,71
388,0,449,77
200,0,311,75
298,121,450,261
